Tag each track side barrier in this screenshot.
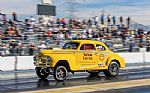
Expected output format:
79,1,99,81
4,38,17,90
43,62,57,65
17,56,34,70
144,52,150,62
0,56,15,71
0,53,150,71
118,53,144,63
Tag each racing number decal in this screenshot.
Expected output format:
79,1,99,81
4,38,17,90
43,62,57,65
99,54,105,61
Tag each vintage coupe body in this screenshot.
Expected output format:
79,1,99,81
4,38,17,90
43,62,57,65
34,40,125,81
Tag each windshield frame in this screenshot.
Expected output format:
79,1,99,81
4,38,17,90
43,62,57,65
62,42,80,50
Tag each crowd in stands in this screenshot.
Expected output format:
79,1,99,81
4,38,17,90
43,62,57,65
0,13,150,56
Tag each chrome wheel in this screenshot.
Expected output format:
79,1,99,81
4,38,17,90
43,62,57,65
54,66,68,81
109,63,119,75
104,61,119,77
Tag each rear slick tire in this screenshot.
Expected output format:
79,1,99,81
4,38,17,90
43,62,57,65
104,61,119,77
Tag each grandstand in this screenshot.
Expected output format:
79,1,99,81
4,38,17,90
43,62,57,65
0,14,150,56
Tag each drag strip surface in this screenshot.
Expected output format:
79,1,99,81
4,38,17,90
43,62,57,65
0,67,150,93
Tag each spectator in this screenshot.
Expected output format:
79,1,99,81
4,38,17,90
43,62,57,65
65,33,72,40
112,16,116,25
100,14,105,24
129,39,134,52
138,29,144,47
28,43,35,55
81,32,87,39
9,40,17,55
127,16,131,28
46,29,53,37
8,19,13,26
1,43,7,56
146,31,150,52
12,12,17,22
0,27,2,36
30,16,36,25
94,16,99,25
57,31,65,40
119,16,123,24
38,42,47,49
16,43,24,56
107,14,111,25
88,19,92,27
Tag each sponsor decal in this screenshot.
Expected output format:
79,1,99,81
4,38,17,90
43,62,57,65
98,62,105,67
99,54,105,61
83,53,93,60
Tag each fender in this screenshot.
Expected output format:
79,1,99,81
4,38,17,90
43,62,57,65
106,56,125,68
51,54,77,71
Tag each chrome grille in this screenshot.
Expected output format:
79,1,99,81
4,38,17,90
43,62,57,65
41,58,47,63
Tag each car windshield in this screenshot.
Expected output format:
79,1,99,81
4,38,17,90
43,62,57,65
62,42,80,50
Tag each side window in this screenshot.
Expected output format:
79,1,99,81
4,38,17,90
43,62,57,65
96,44,106,51
80,44,96,50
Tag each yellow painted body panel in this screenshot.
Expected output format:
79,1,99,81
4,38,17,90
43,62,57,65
34,40,125,71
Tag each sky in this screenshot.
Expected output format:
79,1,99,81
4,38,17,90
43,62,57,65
0,0,150,25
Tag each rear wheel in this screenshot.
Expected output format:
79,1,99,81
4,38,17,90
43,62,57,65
36,67,49,79
53,66,68,82
104,61,119,77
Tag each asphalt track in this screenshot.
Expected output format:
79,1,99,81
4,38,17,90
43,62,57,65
0,66,150,93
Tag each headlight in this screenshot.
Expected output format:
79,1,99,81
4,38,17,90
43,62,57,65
47,56,51,63
33,55,38,61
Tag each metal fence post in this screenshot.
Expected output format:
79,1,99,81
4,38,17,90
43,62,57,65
14,55,18,71
143,51,146,69
142,48,146,69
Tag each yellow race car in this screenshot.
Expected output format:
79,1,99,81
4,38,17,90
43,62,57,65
34,40,125,81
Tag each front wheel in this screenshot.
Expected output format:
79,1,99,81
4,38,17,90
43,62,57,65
36,67,49,79
53,66,68,82
104,61,119,77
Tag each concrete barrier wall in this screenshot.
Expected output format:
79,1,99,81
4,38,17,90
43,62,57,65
0,56,15,71
118,53,144,63
0,53,150,71
144,52,150,62
17,56,34,70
